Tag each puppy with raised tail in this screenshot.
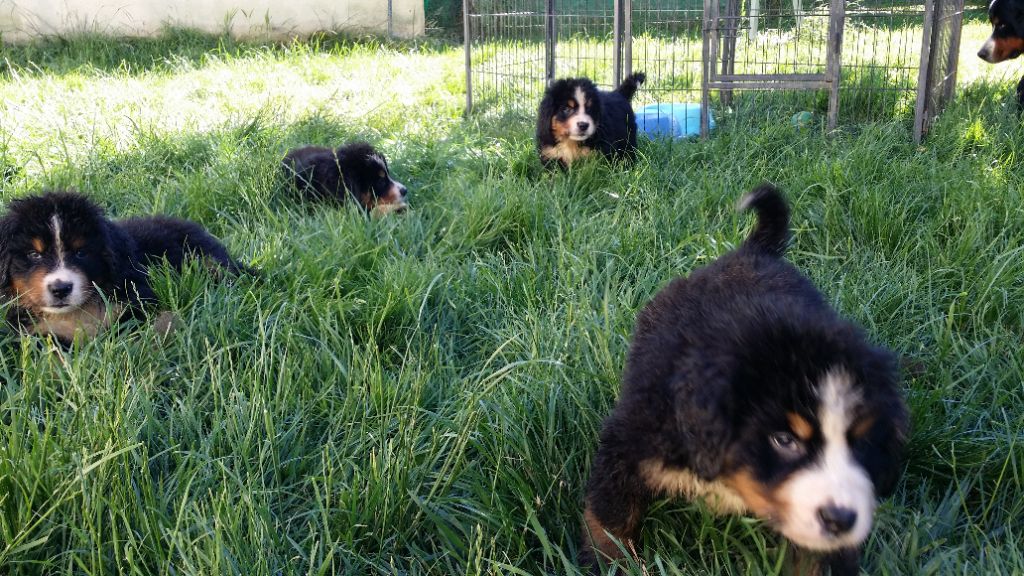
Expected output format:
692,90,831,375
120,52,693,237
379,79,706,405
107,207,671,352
536,73,646,168
581,184,908,575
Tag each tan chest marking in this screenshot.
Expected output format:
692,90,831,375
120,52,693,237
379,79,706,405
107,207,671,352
640,459,747,514
32,301,123,342
540,140,593,166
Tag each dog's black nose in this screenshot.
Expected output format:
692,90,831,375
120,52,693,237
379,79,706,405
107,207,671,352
818,505,857,536
399,185,408,198
577,121,590,131
978,47,990,60
48,280,74,300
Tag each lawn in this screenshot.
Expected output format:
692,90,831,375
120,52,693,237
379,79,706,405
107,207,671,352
0,24,1022,575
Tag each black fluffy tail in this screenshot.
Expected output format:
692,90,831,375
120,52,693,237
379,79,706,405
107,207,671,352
615,72,646,101
738,183,790,257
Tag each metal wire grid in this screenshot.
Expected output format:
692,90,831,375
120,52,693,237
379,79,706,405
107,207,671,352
841,4,927,122
701,0,837,129
463,0,621,115
464,0,550,113
712,2,833,76
553,2,620,87
915,0,963,138
628,0,704,106
464,0,961,137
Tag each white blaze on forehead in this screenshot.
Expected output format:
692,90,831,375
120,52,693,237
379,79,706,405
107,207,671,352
819,369,860,440
50,214,65,266
776,368,876,551
568,86,597,140
41,212,89,313
573,86,587,115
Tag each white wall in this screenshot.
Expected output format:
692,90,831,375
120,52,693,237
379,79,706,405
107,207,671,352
0,0,425,42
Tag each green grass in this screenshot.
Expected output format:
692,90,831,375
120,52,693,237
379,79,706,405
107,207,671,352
1,25,1022,575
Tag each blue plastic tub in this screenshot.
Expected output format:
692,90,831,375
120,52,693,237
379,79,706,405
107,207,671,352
635,103,713,139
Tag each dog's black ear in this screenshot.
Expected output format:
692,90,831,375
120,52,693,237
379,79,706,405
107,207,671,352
672,358,735,479
0,212,15,291
101,219,153,305
100,218,129,279
536,80,567,146
875,364,910,498
862,346,910,498
1011,2,1024,37
875,399,909,498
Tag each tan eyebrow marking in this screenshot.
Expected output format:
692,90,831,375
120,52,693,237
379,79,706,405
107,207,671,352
787,412,814,441
850,415,876,439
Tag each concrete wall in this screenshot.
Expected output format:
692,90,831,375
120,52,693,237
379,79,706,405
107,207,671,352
0,0,425,42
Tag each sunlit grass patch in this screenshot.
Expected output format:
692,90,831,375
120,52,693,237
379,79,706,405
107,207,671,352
1,26,1022,576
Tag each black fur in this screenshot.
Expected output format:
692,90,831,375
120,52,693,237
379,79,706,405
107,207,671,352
282,142,408,211
580,184,908,575
535,73,645,168
978,0,1024,108
0,190,249,342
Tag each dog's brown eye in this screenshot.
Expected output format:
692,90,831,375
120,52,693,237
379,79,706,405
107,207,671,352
75,249,88,259
770,432,804,457
27,250,42,261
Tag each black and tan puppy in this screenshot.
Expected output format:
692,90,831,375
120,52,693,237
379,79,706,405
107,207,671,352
580,185,908,575
0,190,249,344
536,73,645,168
283,142,408,216
977,0,1024,106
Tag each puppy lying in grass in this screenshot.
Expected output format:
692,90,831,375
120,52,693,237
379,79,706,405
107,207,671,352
283,142,409,217
0,190,251,345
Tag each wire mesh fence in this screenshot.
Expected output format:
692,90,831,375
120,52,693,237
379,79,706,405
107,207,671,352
463,0,966,140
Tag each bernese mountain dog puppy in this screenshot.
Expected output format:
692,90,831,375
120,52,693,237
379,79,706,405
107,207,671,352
977,0,1024,107
0,190,249,344
282,142,408,216
536,72,646,168
580,185,908,576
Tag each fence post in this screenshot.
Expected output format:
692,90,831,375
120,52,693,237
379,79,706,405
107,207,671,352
721,0,738,107
701,0,713,138
942,0,965,107
614,0,622,86
545,0,556,84
624,0,633,78
825,0,845,131
463,0,473,113
913,0,936,144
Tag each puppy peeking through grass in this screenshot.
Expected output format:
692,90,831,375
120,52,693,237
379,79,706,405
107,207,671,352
580,184,908,576
282,142,409,217
0,190,252,345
